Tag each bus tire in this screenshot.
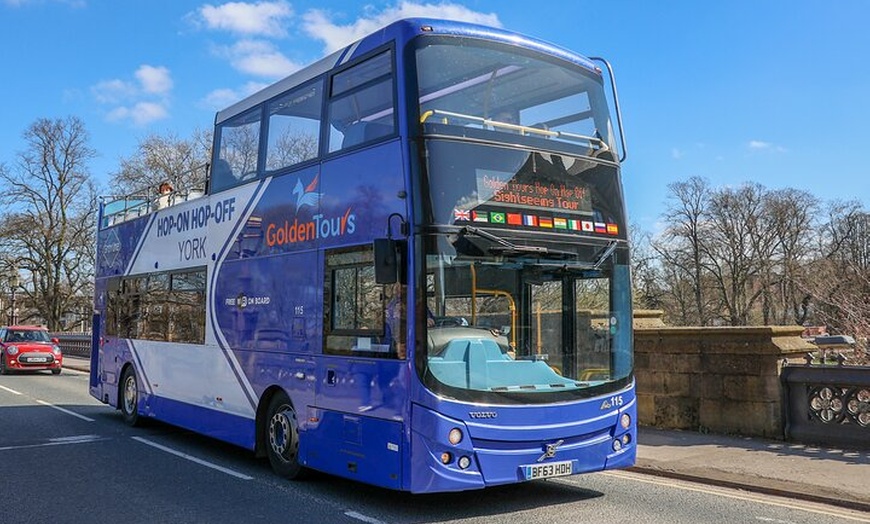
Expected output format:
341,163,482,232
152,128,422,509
120,366,140,427
266,392,306,480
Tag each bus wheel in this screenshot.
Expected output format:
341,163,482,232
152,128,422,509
120,366,140,427
266,392,305,479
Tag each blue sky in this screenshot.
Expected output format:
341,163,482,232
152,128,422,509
1,0,868,228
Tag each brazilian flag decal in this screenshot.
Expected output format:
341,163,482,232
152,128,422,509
490,212,506,224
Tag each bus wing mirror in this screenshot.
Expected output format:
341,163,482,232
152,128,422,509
374,238,399,284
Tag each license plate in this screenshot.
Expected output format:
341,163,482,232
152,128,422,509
27,357,48,363
522,460,573,480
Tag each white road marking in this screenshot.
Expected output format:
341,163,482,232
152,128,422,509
131,436,253,480
0,434,104,452
35,399,95,422
0,384,22,395
597,471,870,523
344,511,386,524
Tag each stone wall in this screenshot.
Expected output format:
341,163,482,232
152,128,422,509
633,313,815,438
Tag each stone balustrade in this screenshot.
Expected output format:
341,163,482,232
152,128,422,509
633,311,815,438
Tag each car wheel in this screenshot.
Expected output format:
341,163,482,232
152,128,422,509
120,366,140,426
265,392,306,479
0,354,9,375
52,368,62,375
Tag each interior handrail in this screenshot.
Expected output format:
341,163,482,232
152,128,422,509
420,108,609,150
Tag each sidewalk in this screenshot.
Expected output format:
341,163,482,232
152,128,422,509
62,357,870,510
63,355,91,373
634,427,870,512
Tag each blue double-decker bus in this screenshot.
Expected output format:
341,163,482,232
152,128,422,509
90,18,635,493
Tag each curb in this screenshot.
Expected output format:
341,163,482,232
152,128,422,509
62,357,90,374
628,465,870,514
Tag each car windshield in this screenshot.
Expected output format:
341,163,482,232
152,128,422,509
5,329,51,343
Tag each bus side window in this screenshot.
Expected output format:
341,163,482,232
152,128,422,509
327,49,395,153
324,246,397,358
212,108,261,193
265,80,323,173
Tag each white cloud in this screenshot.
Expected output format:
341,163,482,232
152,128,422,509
217,39,300,78
303,1,502,54
106,101,169,127
92,64,173,126
91,79,137,104
198,1,293,37
748,140,787,153
136,65,173,95
202,81,268,110
671,148,683,160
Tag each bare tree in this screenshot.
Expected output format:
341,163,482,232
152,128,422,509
765,188,819,325
654,176,715,324
803,202,870,351
700,183,777,325
630,222,665,310
0,116,97,330
111,128,212,196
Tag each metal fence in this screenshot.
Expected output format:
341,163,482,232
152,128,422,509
51,333,91,358
781,362,870,450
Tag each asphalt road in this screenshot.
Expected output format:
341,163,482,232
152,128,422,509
1,369,867,524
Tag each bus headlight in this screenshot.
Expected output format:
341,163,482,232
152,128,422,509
448,428,463,445
620,413,631,430
457,456,471,469
612,439,623,452
440,452,453,465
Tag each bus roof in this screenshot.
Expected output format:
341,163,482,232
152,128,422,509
214,18,599,126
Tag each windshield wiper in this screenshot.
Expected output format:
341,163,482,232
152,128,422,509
457,226,575,258
593,240,618,269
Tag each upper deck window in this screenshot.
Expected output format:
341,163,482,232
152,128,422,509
265,80,323,174
212,108,262,193
416,40,615,157
327,50,396,153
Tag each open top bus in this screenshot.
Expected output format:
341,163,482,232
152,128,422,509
90,18,635,493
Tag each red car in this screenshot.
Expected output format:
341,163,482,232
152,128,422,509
0,325,63,375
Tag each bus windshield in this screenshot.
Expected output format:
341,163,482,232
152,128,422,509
416,38,616,157
422,245,633,404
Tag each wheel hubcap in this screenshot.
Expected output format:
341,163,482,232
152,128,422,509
124,375,137,413
269,408,293,459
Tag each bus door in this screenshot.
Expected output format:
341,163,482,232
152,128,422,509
521,268,613,382
307,243,405,489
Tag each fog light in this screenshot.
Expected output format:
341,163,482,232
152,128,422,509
458,456,471,469
620,413,631,430
622,434,631,446
612,439,623,452
440,452,453,464
448,428,463,445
